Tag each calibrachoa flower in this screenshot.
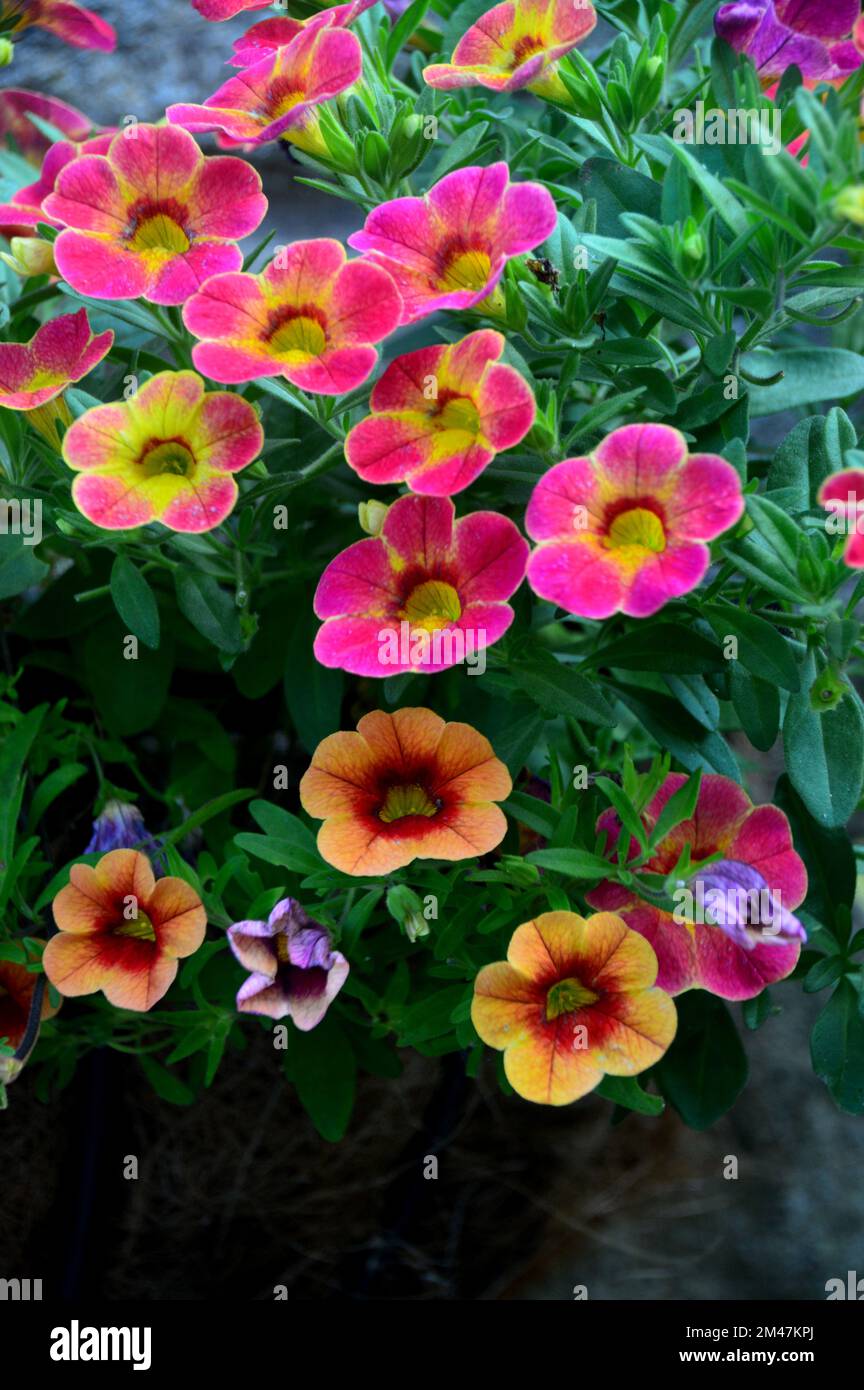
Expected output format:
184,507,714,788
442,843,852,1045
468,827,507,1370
819,469,864,566
228,898,349,1029
0,949,59,1085
42,124,268,306
0,0,115,50
183,239,402,395
192,0,271,18
586,774,808,1000
525,423,744,619
714,0,863,82
471,911,677,1106
347,162,558,325
424,0,597,99
44,849,207,1012
344,329,535,496
229,3,378,67
62,370,263,533
313,493,529,676
167,24,362,155
0,132,113,236
0,309,112,410
0,87,92,162
300,706,512,876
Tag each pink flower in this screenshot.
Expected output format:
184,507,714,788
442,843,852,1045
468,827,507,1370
345,329,535,496
167,23,362,155
228,2,378,68
228,898,349,1030
42,124,267,306
0,309,112,410
818,469,864,568
192,0,271,19
0,87,92,163
587,773,807,1001
714,1,862,82
525,423,744,619
183,238,402,396
314,493,529,676
62,370,263,533
1,0,115,50
347,162,558,325
0,132,114,237
424,0,597,98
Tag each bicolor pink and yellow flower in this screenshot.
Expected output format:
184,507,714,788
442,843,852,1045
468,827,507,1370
586,774,808,1001
344,329,534,496
525,423,744,619
168,23,361,155
45,849,206,1012
714,0,862,82
819,469,864,567
228,2,378,67
42,124,267,306
62,370,263,533
0,309,112,410
348,162,558,325
183,238,401,395
313,493,529,676
0,131,113,237
424,0,596,100
0,87,92,163
300,706,512,876
0,0,115,50
472,911,677,1106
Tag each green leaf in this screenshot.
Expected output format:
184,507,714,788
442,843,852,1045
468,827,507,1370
0,705,46,903
398,984,467,1046
234,831,321,877
656,993,748,1130
585,623,724,675
0,533,47,600
811,979,864,1115
576,156,662,236
110,555,160,650
290,1014,356,1141
595,1075,664,1116
175,571,242,654
284,605,343,753
773,774,856,927
802,954,845,994
83,624,172,736
730,667,780,751
595,776,648,853
743,348,864,415
742,988,775,1031
159,788,255,849
26,761,87,832
503,791,557,839
703,603,799,691
139,1055,196,1106
649,769,702,848
783,656,864,827
766,409,857,512
526,848,612,879
508,650,616,726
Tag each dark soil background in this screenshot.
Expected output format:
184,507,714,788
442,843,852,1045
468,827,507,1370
2,2,863,1302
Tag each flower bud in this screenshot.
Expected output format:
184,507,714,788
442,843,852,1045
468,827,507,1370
0,235,56,278
358,499,389,536
0,38,14,68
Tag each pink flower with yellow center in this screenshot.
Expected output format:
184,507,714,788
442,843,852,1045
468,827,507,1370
0,309,112,410
472,911,677,1106
0,0,115,50
41,124,267,306
0,87,92,163
300,706,512,876
0,132,114,237
424,0,596,100
44,849,206,1012
182,238,402,395
586,774,808,1001
819,469,864,567
347,162,558,325
228,3,378,67
525,423,744,619
62,370,263,533
344,329,535,496
167,23,362,155
314,493,529,676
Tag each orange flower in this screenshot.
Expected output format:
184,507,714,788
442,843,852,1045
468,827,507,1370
44,849,206,1011
472,911,677,1105
0,947,59,1084
299,706,512,876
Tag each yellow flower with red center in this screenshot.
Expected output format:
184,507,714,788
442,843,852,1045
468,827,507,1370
472,911,677,1105
62,370,263,533
44,849,207,1012
424,0,597,101
300,706,512,876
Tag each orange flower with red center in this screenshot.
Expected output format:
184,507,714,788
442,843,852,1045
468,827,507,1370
0,947,59,1084
44,849,207,1012
472,911,677,1106
300,707,512,876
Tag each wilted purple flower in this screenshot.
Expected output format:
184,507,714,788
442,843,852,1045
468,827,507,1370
86,800,154,854
714,1,862,81
689,860,807,952
228,898,349,1031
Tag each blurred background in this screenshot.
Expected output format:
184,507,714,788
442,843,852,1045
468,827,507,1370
2,1,863,1301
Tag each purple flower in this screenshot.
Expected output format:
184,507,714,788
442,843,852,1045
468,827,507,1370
714,1,862,81
86,800,158,856
227,898,349,1031
382,0,413,18
688,860,807,952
